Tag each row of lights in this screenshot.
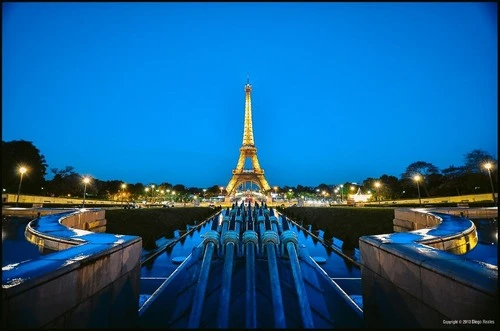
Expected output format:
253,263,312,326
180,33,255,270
12,162,498,207
411,164,496,206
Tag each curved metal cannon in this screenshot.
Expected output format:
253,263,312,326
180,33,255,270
138,201,364,328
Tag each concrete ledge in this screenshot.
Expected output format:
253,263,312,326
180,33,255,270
2,208,142,328
360,208,498,328
2,207,75,218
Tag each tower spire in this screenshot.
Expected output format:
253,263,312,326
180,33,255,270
242,78,254,146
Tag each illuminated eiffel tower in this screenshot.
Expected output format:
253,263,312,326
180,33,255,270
225,79,271,197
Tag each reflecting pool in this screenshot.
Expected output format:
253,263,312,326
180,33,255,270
463,218,498,266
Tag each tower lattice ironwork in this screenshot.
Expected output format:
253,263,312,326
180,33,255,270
225,80,271,196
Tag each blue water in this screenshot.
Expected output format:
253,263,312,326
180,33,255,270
2,216,49,266
463,218,498,266
139,221,213,297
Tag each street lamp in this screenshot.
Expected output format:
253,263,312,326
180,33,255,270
374,181,381,205
82,177,90,208
220,186,224,195
484,162,496,205
16,166,28,207
340,184,344,202
349,185,355,202
121,183,126,206
413,174,422,207
151,185,155,203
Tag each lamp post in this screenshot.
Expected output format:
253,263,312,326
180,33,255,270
374,181,381,205
151,185,155,203
220,186,224,195
484,162,496,205
121,183,126,206
16,166,27,207
82,177,90,208
349,185,355,202
413,174,422,207
340,184,344,202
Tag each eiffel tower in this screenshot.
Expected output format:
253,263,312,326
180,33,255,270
225,79,271,197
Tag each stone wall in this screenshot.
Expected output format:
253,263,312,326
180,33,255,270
393,207,498,232
2,209,142,328
360,208,498,328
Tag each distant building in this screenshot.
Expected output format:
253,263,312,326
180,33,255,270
348,188,372,203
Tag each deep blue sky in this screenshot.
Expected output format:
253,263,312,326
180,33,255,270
2,2,498,188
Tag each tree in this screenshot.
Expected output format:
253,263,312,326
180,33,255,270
296,185,314,194
45,166,78,197
464,149,496,174
379,174,402,200
173,184,187,194
440,165,466,196
460,150,497,194
426,173,444,197
401,161,439,198
45,167,94,198
2,140,48,194
362,177,377,196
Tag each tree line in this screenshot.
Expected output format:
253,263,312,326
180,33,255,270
2,140,497,203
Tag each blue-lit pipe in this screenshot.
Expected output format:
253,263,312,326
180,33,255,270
187,241,216,328
266,243,286,328
242,227,258,328
217,241,235,328
235,216,242,256
217,228,239,326
243,214,258,257
222,215,231,235
263,231,286,328
257,210,265,254
271,218,278,234
245,241,257,328
286,240,315,328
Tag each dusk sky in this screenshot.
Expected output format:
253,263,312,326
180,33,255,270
2,2,498,188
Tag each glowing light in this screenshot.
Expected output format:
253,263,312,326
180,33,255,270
16,166,28,207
